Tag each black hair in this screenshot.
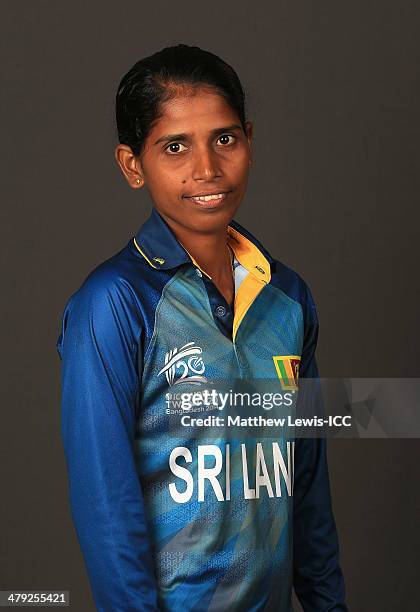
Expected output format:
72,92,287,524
115,44,247,158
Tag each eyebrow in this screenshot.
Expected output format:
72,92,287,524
153,124,243,146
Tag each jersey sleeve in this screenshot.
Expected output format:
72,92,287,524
293,282,348,611
56,275,159,612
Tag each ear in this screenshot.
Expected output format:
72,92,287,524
244,121,253,164
114,144,145,189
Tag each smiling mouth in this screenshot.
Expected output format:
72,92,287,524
184,191,231,204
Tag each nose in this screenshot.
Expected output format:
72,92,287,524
191,144,222,181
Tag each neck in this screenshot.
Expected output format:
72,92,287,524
159,213,233,284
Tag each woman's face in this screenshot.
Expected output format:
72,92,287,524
116,85,253,234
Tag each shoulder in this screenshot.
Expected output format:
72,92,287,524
230,217,317,317
270,258,318,323
57,241,148,352
64,244,137,311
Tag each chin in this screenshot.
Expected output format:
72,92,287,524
190,205,238,233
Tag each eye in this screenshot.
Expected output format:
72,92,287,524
217,134,236,146
164,142,188,155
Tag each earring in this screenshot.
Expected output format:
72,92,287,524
135,178,141,184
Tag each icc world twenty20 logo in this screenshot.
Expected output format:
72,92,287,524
158,342,208,386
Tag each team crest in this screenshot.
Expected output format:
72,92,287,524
158,342,208,386
272,355,301,390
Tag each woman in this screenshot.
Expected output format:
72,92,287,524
57,44,347,611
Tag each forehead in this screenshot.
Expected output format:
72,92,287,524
151,86,239,133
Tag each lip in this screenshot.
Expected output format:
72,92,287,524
184,190,230,198
183,190,231,209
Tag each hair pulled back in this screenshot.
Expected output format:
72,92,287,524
115,44,247,157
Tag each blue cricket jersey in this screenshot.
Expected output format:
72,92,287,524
56,206,347,611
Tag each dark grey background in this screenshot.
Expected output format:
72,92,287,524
1,1,419,610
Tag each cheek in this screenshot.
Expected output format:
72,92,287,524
231,151,251,180
229,144,250,168
149,167,182,193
